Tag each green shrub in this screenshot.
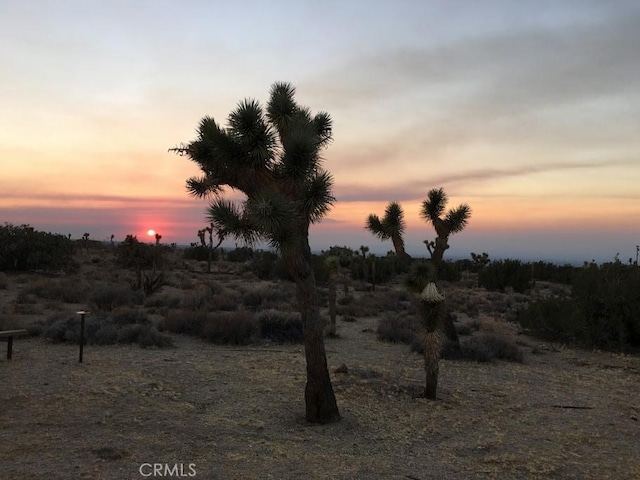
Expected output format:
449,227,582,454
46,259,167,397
182,245,219,262
479,259,533,293
257,309,303,343
518,262,640,351
0,223,75,272
227,247,254,263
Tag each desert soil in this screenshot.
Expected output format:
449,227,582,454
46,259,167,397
1,256,639,480
2,311,639,479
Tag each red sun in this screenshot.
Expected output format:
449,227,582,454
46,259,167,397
147,229,156,236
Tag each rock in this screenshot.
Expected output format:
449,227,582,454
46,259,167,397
334,363,348,374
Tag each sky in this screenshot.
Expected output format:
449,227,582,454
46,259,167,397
1,0,639,264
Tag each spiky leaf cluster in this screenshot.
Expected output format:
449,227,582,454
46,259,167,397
173,82,335,253
420,188,471,237
366,201,406,240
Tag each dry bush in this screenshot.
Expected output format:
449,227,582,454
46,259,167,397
202,310,257,345
22,278,90,304
240,284,296,311
257,309,303,343
160,310,208,336
377,313,417,344
43,312,172,348
89,284,142,312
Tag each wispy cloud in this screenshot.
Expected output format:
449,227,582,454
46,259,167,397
334,158,639,202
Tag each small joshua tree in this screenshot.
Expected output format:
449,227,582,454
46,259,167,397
365,202,410,259
421,188,471,265
405,188,472,398
172,82,340,423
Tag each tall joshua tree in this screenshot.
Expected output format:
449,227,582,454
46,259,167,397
421,188,471,266
409,188,471,399
365,201,410,258
171,82,340,423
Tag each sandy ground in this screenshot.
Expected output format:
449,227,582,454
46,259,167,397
2,311,639,480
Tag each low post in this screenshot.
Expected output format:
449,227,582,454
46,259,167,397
77,311,88,363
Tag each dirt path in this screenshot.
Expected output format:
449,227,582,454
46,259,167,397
2,315,639,479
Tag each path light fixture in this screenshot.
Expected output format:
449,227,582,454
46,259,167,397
76,311,89,363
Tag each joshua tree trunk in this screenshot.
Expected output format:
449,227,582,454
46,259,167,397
418,285,446,399
431,236,449,265
285,240,341,424
423,331,443,399
391,235,407,258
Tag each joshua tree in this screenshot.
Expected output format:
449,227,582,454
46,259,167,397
154,233,162,245
421,188,471,265
406,261,446,398
197,229,206,247
365,202,410,258
407,188,471,399
204,223,225,273
171,82,340,423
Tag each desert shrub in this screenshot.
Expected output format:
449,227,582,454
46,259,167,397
90,285,142,312
209,293,239,311
43,313,172,348
377,314,417,344
115,235,168,294
241,284,295,311
144,292,182,310
110,307,150,326
116,324,174,348
479,259,533,293
468,333,524,362
455,319,481,336
161,310,208,336
248,251,292,281
257,309,303,343
412,333,524,363
182,245,219,262
0,315,21,330
438,260,462,282
349,255,400,286
15,290,38,304
518,262,640,351
530,262,575,284
516,297,577,343
338,290,414,318
202,310,257,345
337,295,354,306
43,315,78,343
0,223,75,272
22,278,89,304
92,323,119,345
227,247,254,263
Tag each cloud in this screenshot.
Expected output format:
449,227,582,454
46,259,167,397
334,158,639,202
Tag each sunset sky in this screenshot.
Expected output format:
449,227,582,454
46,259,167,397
1,1,639,263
